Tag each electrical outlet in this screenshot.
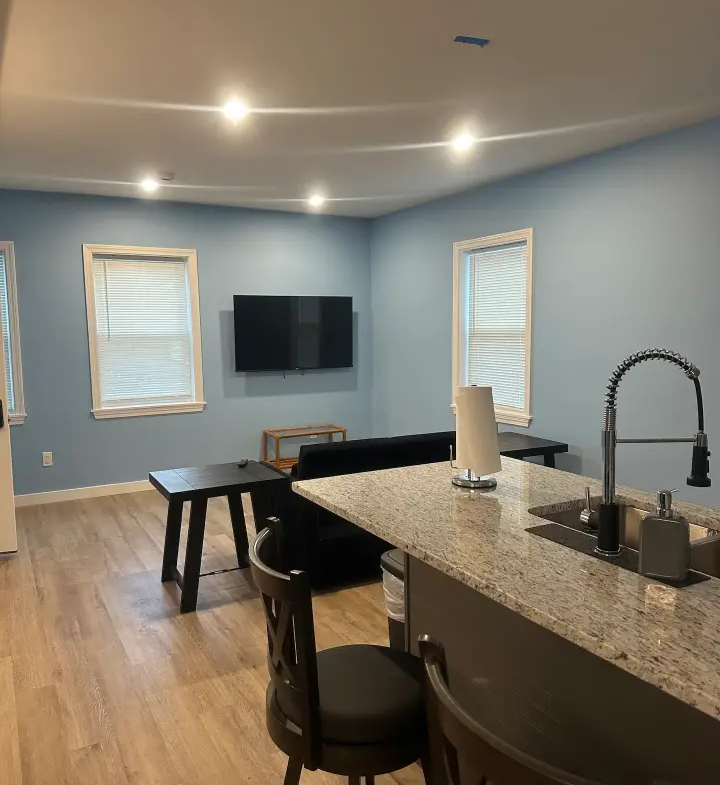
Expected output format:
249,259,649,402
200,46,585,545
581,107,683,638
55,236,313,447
42,451,53,467
309,434,318,439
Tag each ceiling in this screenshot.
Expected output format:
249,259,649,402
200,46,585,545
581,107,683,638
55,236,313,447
0,0,719,217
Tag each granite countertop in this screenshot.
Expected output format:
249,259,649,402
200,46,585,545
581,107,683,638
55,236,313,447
293,457,720,720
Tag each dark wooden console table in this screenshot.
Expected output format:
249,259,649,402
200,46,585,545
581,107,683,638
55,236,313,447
498,432,568,468
150,461,287,613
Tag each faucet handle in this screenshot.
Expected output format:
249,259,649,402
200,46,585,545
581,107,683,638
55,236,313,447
580,487,597,529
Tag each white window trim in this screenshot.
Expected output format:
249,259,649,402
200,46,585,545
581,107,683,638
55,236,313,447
0,241,26,424
82,244,205,419
452,228,533,427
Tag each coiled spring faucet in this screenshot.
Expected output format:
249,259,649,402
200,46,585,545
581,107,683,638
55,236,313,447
598,349,711,555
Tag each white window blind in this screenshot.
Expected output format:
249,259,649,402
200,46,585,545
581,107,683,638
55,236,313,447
86,247,204,417
0,249,16,414
466,240,528,411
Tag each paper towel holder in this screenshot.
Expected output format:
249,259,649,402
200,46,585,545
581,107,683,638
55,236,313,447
449,446,498,490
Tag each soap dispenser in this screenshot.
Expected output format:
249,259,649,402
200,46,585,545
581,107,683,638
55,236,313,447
638,490,690,581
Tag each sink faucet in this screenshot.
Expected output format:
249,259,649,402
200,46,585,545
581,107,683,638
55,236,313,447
598,349,711,555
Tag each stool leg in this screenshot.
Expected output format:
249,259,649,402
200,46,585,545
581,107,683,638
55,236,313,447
348,778,361,785
365,778,375,785
180,498,208,613
227,493,249,568
161,499,183,582
283,757,302,785
421,753,434,785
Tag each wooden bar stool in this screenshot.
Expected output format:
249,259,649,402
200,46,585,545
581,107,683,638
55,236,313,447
249,520,430,785
419,635,641,785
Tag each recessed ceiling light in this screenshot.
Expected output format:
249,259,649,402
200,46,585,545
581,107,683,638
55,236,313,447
451,132,475,152
308,193,326,209
222,99,250,122
140,178,159,193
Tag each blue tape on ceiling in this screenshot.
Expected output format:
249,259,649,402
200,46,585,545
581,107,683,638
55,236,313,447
454,35,490,47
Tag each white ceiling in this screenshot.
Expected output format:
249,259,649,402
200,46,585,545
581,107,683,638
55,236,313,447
0,0,719,217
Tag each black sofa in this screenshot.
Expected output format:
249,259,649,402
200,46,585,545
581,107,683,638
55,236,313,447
292,430,456,480
253,431,456,588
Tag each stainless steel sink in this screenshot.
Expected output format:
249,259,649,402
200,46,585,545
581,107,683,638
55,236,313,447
531,502,720,578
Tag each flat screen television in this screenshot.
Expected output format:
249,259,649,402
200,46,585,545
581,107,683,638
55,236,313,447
233,295,353,371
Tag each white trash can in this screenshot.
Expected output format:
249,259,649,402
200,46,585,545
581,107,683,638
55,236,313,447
380,549,405,649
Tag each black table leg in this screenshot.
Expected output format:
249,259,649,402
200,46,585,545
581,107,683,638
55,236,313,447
544,452,556,468
250,478,293,531
180,497,208,613
227,493,250,568
161,498,184,582
248,488,272,535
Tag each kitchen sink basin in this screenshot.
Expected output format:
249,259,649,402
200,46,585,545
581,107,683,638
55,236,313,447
530,502,720,579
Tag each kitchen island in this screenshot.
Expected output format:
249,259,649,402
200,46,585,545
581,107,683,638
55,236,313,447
294,457,720,784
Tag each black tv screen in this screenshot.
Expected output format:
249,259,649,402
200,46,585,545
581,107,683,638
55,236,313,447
234,295,353,371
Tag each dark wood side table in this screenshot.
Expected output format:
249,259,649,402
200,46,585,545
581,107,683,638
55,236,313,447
498,432,569,468
149,461,287,613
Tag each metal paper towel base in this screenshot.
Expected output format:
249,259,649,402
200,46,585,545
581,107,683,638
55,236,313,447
449,446,498,489
452,470,498,490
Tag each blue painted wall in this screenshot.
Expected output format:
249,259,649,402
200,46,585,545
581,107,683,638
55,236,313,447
370,118,720,507
0,191,372,494
5,118,720,503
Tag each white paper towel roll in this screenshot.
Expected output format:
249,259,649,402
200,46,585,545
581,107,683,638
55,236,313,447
455,386,502,476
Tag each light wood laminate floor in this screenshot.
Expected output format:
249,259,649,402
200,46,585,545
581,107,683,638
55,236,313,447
0,491,423,785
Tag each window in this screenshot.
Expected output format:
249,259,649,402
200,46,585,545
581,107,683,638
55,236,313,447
82,245,204,419
0,242,26,424
452,229,533,427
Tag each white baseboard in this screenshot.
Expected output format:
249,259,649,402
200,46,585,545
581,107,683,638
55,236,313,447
14,479,154,507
